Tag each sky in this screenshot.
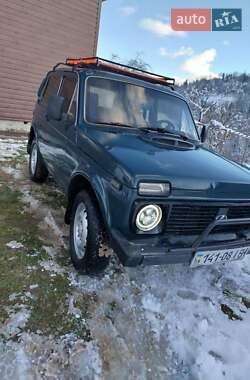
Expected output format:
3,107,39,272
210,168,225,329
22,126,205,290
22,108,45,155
97,0,250,82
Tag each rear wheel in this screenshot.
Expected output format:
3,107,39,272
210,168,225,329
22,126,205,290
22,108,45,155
69,190,110,274
29,141,48,183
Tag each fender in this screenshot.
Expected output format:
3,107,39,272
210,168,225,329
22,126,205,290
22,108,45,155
27,125,37,154
65,170,112,229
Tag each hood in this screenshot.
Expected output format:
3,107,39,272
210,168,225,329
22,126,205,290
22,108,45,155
86,128,250,201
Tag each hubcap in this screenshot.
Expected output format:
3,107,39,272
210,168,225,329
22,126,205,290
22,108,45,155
30,144,38,175
73,202,88,259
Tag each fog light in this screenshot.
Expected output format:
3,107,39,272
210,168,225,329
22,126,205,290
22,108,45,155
136,204,162,231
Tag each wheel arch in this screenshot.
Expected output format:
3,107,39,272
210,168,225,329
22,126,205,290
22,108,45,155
65,174,108,229
27,126,36,154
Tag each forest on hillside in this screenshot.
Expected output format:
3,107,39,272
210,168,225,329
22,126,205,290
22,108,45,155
178,74,250,167
179,73,250,135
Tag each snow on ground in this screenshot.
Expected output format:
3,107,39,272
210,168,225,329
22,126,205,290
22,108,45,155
0,137,27,161
0,133,250,379
6,241,24,249
0,120,30,133
1,165,23,180
68,257,250,380
0,309,31,339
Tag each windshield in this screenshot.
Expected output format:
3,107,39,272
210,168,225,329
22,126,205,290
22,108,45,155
85,77,199,140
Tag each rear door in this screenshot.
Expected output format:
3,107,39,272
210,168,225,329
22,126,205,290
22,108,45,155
48,71,78,190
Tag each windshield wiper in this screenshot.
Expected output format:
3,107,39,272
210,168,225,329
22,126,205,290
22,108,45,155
168,130,191,140
140,127,157,133
97,121,134,129
140,126,193,141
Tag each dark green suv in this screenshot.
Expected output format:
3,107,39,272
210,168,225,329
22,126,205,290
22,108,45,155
27,57,250,273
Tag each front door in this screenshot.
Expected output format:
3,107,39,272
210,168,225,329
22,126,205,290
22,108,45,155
36,71,62,178
47,72,78,191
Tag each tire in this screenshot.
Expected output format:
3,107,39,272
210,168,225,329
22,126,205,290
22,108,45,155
69,190,110,274
29,141,48,183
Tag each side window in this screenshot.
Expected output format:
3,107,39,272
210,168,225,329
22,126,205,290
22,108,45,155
59,75,77,120
41,74,61,105
68,89,77,119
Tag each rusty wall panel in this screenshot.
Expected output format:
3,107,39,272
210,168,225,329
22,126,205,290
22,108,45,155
0,0,101,121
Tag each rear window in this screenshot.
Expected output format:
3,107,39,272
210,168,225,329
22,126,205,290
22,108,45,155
42,74,61,105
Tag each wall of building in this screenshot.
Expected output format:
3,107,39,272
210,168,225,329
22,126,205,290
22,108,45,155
0,0,101,121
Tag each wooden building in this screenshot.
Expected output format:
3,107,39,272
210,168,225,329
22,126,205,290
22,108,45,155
0,0,102,121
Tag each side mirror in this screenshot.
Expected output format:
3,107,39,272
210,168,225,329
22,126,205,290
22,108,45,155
47,95,64,121
200,124,208,143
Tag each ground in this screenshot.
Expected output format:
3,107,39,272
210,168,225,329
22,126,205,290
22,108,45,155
0,129,250,380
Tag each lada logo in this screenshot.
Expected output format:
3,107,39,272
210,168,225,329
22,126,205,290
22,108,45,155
216,214,228,221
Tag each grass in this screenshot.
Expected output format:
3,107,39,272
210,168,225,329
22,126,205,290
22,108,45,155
30,181,66,210
4,148,28,167
0,181,91,340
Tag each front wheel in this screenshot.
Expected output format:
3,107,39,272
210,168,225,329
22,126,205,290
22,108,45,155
29,141,48,183
69,190,110,274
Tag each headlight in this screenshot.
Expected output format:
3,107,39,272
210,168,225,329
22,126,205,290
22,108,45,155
136,204,162,231
138,182,170,196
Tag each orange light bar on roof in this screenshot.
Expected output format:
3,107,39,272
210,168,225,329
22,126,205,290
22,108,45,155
65,57,175,87
66,58,98,65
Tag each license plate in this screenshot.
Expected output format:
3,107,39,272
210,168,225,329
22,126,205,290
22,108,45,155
190,246,249,268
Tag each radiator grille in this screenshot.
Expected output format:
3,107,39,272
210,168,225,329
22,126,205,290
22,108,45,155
227,206,250,219
165,204,250,236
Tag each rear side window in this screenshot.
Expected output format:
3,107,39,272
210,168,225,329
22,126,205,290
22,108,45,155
42,74,61,105
59,75,77,120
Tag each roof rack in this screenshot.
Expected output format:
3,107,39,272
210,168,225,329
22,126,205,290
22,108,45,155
54,57,175,88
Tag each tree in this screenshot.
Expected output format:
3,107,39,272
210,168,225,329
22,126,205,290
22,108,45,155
111,52,150,71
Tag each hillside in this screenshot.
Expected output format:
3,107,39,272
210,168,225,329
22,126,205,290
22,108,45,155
178,74,250,166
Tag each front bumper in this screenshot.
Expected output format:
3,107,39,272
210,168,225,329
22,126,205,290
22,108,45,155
111,217,250,266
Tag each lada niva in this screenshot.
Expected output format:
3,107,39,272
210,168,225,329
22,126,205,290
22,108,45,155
28,57,250,273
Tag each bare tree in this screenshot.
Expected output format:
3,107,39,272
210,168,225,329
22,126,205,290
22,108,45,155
111,52,150,71
188,94,216,122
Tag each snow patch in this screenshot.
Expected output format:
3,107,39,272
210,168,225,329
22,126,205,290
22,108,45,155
0,138,27,161
21,191,40,211
0,309,30,338
40,259,65,274
29,284,39,290
0,120,30,132
70,340,102,380
68,296,82,319
1,165,23,179
142,294,163,342
43,245,57,258
43,211,66,248
6,241,24,249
